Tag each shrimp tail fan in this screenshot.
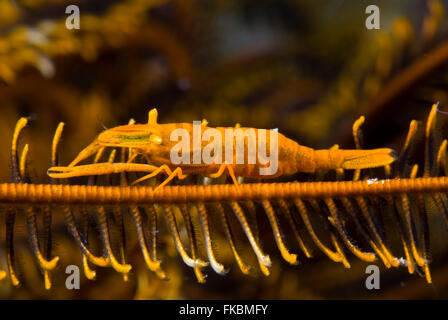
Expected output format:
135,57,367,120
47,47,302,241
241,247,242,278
341,148,397,170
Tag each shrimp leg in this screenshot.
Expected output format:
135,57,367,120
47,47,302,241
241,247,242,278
48,163,188,190
48,162,161,178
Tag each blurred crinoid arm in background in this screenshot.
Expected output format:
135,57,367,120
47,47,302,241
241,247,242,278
2,0,448,299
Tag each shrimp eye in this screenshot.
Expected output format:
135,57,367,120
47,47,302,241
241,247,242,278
150,134,162,144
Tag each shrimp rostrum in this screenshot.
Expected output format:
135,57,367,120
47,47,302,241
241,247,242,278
47,109,397,188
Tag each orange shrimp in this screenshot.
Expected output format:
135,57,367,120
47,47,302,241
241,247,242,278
47,109,397,188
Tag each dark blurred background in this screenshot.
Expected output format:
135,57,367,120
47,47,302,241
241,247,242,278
1,0,448,299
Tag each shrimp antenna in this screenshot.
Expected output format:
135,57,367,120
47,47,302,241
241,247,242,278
435,102,448,114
